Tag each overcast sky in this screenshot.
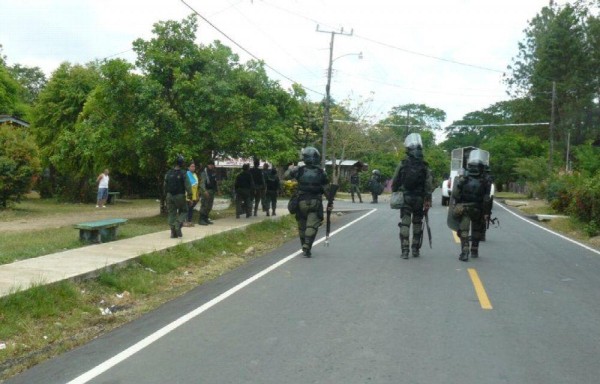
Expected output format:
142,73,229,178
1,0,566,128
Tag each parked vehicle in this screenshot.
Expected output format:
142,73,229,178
441,146,494,206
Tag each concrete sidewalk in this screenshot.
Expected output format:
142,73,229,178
0,203,291,298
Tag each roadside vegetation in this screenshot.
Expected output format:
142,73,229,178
0,212,299,380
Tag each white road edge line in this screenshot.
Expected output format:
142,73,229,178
67,208,378,384
495,201,600,256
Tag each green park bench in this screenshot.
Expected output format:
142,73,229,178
74,218,128,243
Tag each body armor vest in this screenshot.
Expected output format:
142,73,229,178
298,166,324,195
461,176,485,204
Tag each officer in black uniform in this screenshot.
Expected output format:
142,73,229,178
284,147,329,257
391,133,433,259
451,150,492,261
164,155,192,238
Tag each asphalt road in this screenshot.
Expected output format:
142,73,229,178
7,191,600,384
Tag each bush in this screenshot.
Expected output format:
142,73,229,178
0,125,41,207
568,173,600,224
545,173,581,213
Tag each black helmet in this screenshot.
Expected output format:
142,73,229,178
175,155,185,167
302,146,320,166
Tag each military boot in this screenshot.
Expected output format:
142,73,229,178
411,245,420,258
170,227,178,238
272,208,276,216
302,236,315,258
198,215,209,226
459,238,469,261
176,222,183,237
266,211,270,216
470,241,479,258
400,237,410,259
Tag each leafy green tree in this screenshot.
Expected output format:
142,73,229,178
482,133,547,189
0,124,41,207
8,64,47,105
572,141,600,176
78,59,144,178
132,16,297,210
505,2,598,152
379,103,446,138
0,60,28,119
30,62,101,200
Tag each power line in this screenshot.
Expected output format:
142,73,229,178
180,0,323,96
260,0,506,73
354,34,505,73
447,122,550,128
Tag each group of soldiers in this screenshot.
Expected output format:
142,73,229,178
283,132,493,261
163,133,494,261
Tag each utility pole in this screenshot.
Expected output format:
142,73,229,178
549,81,556,172
317,26,353,169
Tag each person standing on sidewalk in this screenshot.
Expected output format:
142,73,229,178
264,167,281,216
349,167,362,203
164,156,191,238
250,157,266,216
184,162,199,227
199,160,218,226
234,163,254,218
96,169,110,208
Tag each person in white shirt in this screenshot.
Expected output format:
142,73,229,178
96,169,110,208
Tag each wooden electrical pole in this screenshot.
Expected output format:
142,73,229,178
549,81,556,172
316,26,353,169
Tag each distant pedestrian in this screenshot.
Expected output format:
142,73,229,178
164,156,192,238
96,169,110,208
199,160,218,226
368,169,383,203
234,163,254,218
184,162,199,227
264,167,281,216
250,157,266,216
349,167,362,203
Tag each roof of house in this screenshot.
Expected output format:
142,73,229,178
0,115,30,127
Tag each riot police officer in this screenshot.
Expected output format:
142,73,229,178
391,133,433,259
451,149,492,261
284,147,329,258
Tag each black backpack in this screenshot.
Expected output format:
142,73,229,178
401,160,426,192
165,169,185,194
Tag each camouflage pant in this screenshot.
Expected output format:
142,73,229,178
200,189,215,220
252,187,266,212
399,195,424,250
167,193,187,228
296,198,323,251
458,205,485,254
349,184,362,202
265,190,278,212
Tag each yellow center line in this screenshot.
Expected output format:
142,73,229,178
467,268,493,310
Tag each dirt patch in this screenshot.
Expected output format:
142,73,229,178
0,199,231,233
0,203,160,232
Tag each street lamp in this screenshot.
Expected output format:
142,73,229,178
321,51,362,168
